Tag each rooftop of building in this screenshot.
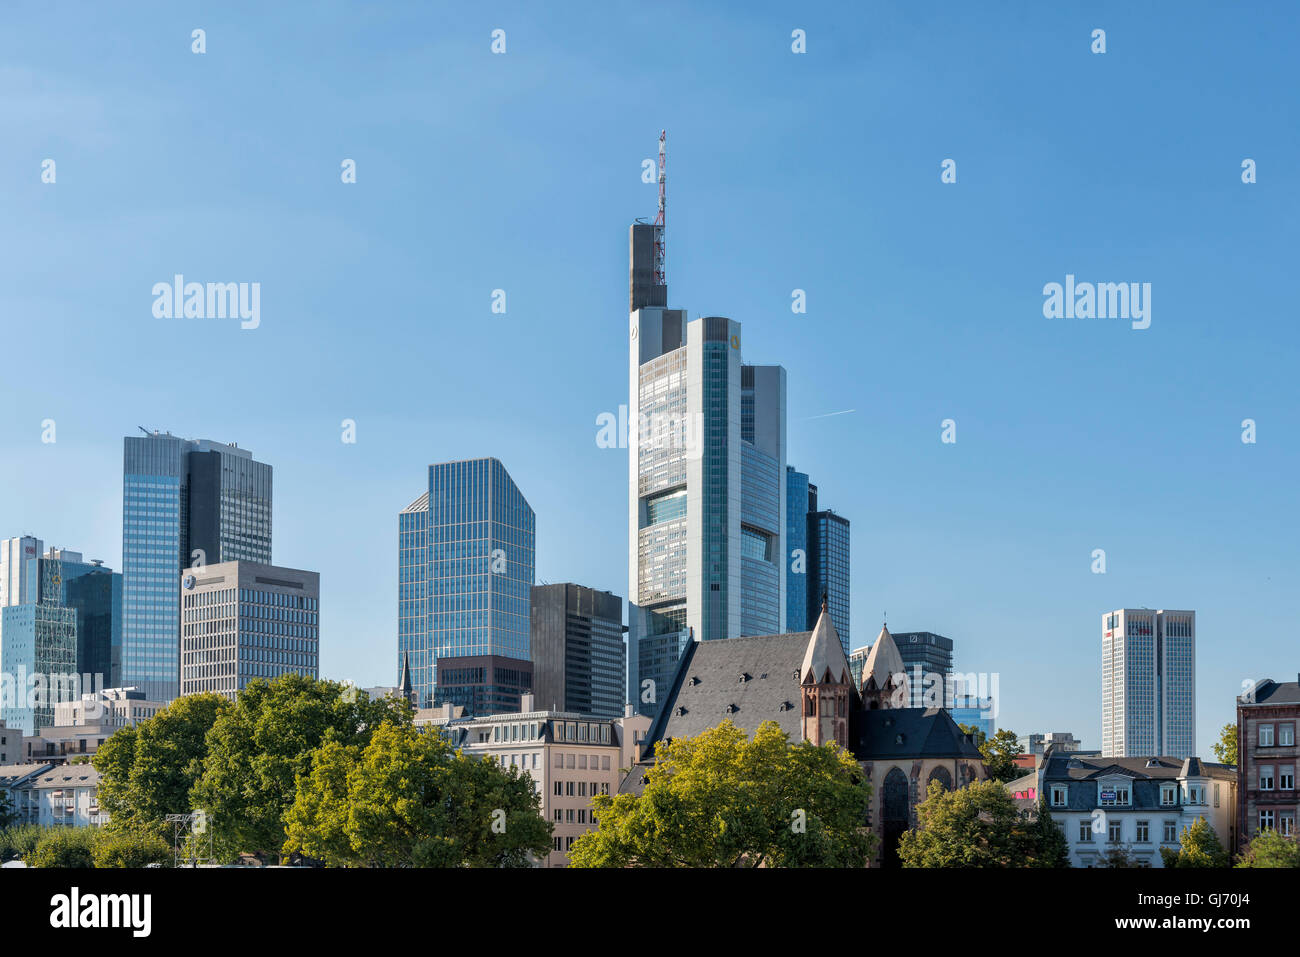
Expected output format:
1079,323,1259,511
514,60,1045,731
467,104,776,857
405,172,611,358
1040,751,1236,782
30,766,102,789
1239,677,1300,706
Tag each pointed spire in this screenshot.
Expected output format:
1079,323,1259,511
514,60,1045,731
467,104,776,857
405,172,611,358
861,622,905,697
801,601,849,685
399,652,414,706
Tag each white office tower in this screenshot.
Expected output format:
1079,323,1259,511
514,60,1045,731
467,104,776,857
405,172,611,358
1101,608,1196,759
0,536,44,607
626,215,787,717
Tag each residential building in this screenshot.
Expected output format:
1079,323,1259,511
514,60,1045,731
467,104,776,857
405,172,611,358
0,763,53,824
25,765,108,828
1102,609,1196,758
619,603,986,866
530,584,626,718
1236,676,1299,844
398,457,535,712
425,694,650,866
0,720,20,764
122,431,273,702
627,208,789,716
179,561,319,700
21,726,117,765
1009,750,1236,866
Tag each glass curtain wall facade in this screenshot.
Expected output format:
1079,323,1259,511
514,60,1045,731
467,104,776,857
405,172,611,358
785,468,810,633
809,510,850,654
30,555,122,689
0,602,77,734
397,458,535,711
122,433,271,702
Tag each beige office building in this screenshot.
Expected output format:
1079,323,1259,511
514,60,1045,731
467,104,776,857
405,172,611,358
422,695,650,866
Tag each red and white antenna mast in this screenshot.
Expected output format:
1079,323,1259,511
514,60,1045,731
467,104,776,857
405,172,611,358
653,129,666,286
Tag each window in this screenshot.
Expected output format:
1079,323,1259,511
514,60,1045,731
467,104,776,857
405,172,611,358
1281,724,1296,747
1050,785,1068,808
578,782,587,797
1108,821,1122,843
1163,821,1178,842
1259,725,1275,747
553,782,562,796
1214,783,1221,807
1281,813,1296,837
553,809,562,822
1281,766,1295,791
565,809,574,823
554,752,563,768
565,781,574,797
1160,784,1177,806
1136,821,1150,843
1260,766,1275,791
1187,785,1205,805
577,809,586,824
1260,809,1275,832
1099,785,1130,807
1078,820,1093,842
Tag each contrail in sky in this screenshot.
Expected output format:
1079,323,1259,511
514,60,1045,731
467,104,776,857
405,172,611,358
804,409,856,420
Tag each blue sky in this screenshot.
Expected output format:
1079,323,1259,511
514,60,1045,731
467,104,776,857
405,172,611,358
1,1,1296,753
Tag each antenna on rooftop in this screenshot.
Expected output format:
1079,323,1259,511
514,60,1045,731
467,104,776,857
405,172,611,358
653,130,666,287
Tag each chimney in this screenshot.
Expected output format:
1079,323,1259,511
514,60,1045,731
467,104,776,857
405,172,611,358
625,703,635,718
520,693,535,713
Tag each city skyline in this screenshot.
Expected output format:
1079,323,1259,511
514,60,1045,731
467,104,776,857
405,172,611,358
2,3,1297,754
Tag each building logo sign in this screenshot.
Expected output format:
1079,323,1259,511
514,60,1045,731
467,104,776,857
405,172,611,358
182,575,196,590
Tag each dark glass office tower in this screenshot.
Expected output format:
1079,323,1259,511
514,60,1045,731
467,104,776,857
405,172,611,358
530,584,625,718
808,509,850,654
785,468,811,632
122,432,272,702
397,458,535,712
30,553,122,689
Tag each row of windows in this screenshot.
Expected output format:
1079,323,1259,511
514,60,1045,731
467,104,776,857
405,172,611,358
1256,724,1296,747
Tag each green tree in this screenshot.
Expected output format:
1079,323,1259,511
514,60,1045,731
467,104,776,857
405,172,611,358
192,674,413,859
1021,797,1071,867
898,778,1033,867
1099,844,1148,868
92,827,172,868
26,827,96,868
94,692,230,838
0,791,15,830
957,723,987,747
0,823,45,862
1235,829,1300,868
1211,724,1237,765
978,729,1025,783
283,720,551,867
1160,817,1229,868
569,720,874,868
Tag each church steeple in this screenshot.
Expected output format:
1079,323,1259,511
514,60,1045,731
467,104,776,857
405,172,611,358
800,601,851,748
399,652,414,707
860,621,907,709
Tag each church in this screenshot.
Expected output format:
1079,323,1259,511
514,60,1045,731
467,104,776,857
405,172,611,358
619,601,987,865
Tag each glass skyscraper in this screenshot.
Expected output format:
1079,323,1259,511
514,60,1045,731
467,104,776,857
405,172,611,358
809,509,850,654
122,432,271,702
1101,608,1196,758
397,458,535,711
0,601,76,733
785,468,811,633
28,550,123,689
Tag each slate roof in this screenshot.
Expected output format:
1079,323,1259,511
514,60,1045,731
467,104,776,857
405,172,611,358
853,707,984,761
1243,678,1300,706
640,631,817,758
0,763,54,787
32,766,101,790
1036,752,1234,813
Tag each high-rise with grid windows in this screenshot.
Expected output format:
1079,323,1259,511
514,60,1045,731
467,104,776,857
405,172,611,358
626,222,787,717
397,458,535,712
1101,608,1196,758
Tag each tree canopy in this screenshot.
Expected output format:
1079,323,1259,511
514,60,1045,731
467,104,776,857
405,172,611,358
283,720,550,867
568,719,874,868
1235,828,1300,868
977,729,1025,783
898,778,1067,867
1160,817,1229,868
1211,724,1237,766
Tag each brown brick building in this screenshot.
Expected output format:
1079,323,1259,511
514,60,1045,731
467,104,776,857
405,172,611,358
1235,676,1299,846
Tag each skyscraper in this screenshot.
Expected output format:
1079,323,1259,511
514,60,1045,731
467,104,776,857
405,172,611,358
626,226,788,715
1102,608,1196,758
397,458,535,711
179,560,319,700
531,584,625,718
121,431,272,702
0,601,76,734
0,535,43,608
29,549,123,689
808,508,850,653
785,469,811,633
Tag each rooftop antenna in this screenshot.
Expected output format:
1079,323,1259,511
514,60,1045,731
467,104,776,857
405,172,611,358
653,130,666,287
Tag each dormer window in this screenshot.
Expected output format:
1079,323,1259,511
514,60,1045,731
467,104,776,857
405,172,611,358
738,673,751,684
1050,785,1068,808
1099,784,1131,807
1160,784,1177,806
